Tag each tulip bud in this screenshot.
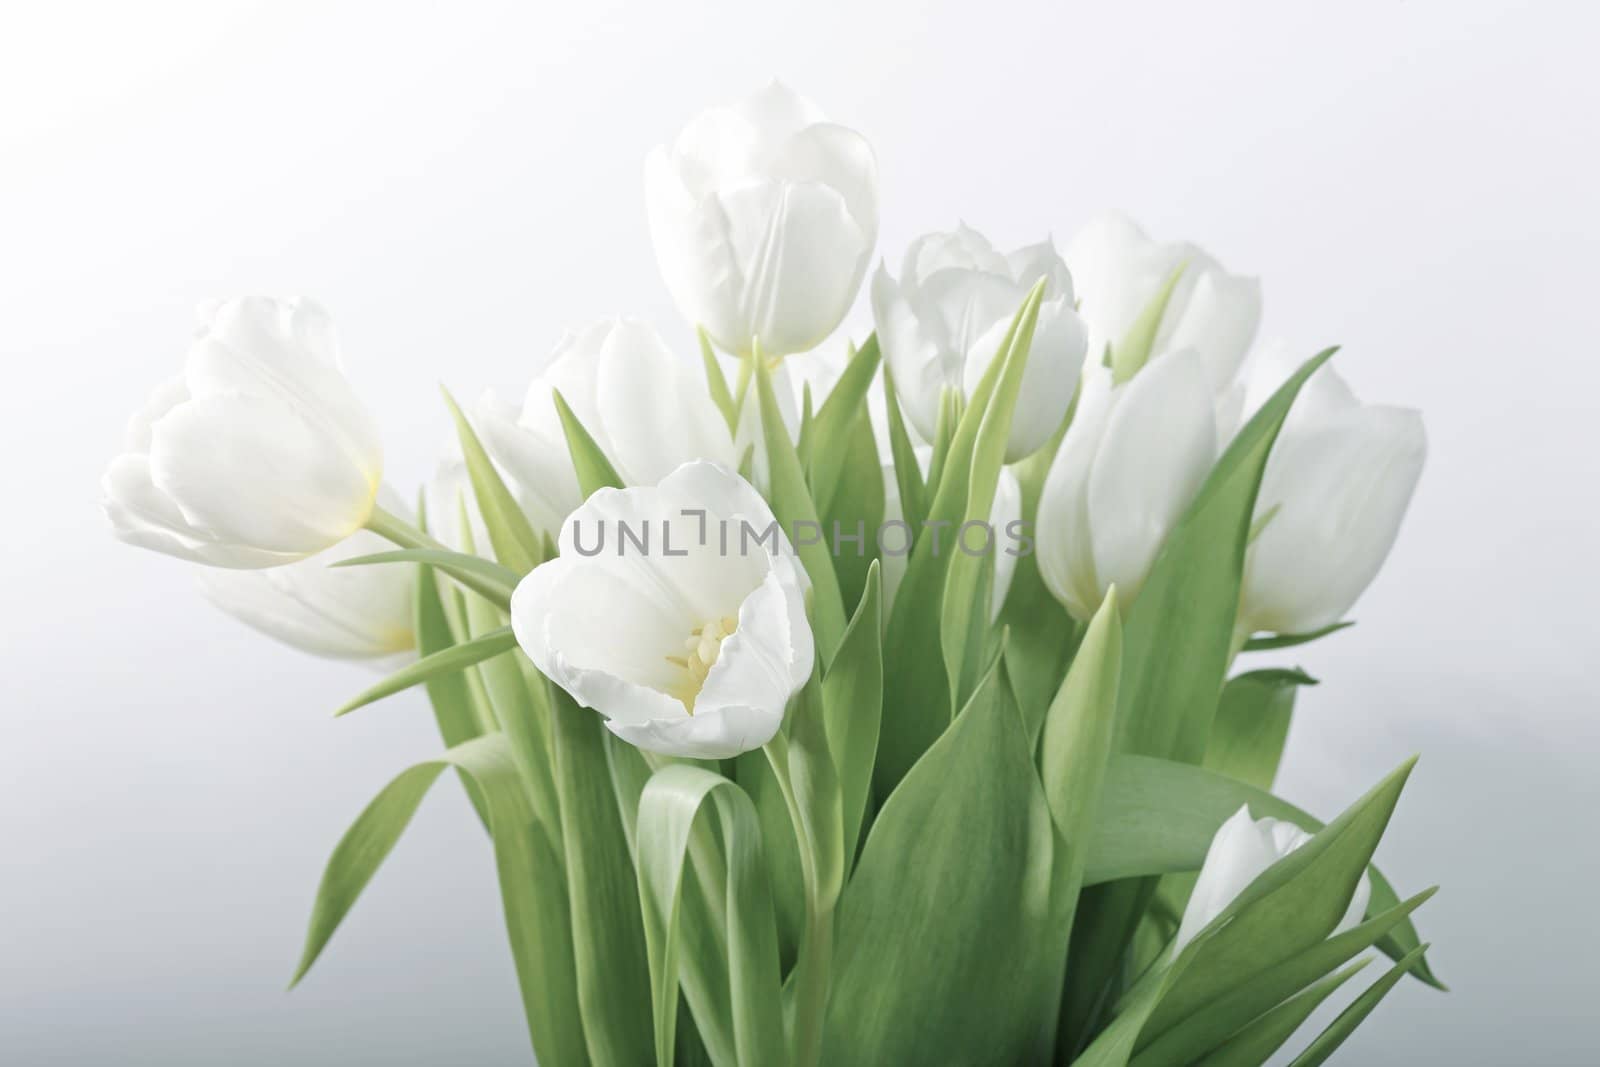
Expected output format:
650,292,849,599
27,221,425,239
197,491,415,662
511,461,814,759
476,318,736,532
645,82,879,358
1065,212,1261,390
1036,351,1218,620
1174,806,1371,955
872,225,1089,462
1235,347,1427,635
102,298,382,568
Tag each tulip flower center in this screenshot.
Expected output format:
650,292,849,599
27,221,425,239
666,614,739,713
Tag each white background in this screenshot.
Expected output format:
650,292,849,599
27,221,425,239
3,1,1596,1062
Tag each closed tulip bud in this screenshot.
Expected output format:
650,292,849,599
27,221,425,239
196,490,415,662
1174,806,1371,955
1036,351,1218,620
476,318,736,533
872,225,1089,462
512,461,813,759
1065,212,1261,390
645,82,879,358
1234,346,1427,636
101,298,382,568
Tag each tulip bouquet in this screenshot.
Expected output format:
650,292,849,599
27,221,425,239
103,83,1439,1066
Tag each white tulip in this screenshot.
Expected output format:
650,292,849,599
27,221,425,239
1233,345,1427,635
102,297,382,568
1036,351,1218,620
198,493,415,662
872,225,1089,462
477,318,737,533
881,446,1022,621
1173,805,1371,955
511,460,813,759
645,81,879,358
1065,212,1261,390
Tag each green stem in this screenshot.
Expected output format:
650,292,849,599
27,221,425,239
764,733,833,1067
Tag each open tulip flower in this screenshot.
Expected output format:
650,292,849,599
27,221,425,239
510,460,813,759
103,82,1442,1067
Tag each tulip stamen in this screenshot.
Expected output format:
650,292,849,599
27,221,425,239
668,615,740,714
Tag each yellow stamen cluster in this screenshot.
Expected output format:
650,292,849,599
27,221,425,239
665,615,739,713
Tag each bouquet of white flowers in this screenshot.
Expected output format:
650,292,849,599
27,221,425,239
102,83,1437,1066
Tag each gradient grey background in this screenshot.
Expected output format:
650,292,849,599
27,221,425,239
4,1,1596,1063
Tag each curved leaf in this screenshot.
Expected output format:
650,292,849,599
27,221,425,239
333,627,518,717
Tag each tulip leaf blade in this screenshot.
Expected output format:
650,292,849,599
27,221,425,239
290,734,586,1066
1283,944,1432,1067
552,387,626,496
1131,888,1436,1067
822,560,883,866
333,627,519,717
876,287,1039,799
823,653,1061,1065
1085,753,1440,987
635,764,786,1067
803,332,882,509
441,387,545,575
1242,621,1355,651
698,327,740,435
941,280,1045,708
1159,958,1369,1067
1110,263,1185,384
412,543,494,826
753,355,848,657
821,409,886,613
547,687,656,1066
880,362,927,536
334,547,518,607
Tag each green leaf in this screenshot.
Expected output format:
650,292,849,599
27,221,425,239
803,333,882,509
1110,264,1185,384
334,627,519,717
880,363,927,538
636,764,785,1067
876,288,1041,799
1206,668,1313,791
1177,959,1369,1067
699,327,740,435
553,387,626,495
1083,754,1438,984
441,387,544,575
413,549,493,826
823,653,1060,1065
548,689,656,1066
1286,945,1431,1066
822,562,883,865
1131,889,1436,1066
1039,589,1123,923
753,356,847,658
290,735,586,1066
1242,621,1354,651
334,547,518,608
941,281,1046,708
820,410,885,614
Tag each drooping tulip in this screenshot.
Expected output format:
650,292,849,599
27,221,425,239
872,225,1088,461
1036,350,1218,620
1232,345,1427,636
197,490,415,662
645,81,879,358
102,297,382,568
1173,806,1371,955
476,318,736,533
510,460,813,759
1065,212,1261,390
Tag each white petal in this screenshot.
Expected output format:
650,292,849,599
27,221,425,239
1173,806,1286,953
1242,406,1426,634
606,703,785,760
101,453,294,567
966,296,1088,462
872,262,951,444
989,467,1023,620
1005,238,1075,301
1158,267,1262,388
1086,351,1217,604
148,393,379,556
474,386,582,536
769,121,879,240
1036,368,1115,620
